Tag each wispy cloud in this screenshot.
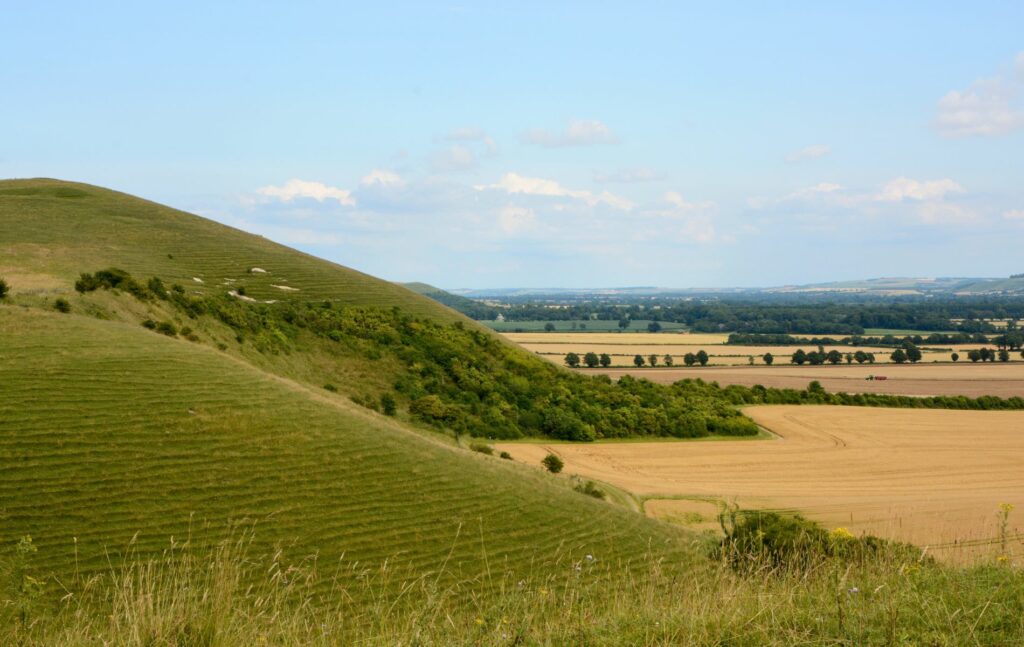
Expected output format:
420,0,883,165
784,144,831,163
1003,209,1024,220
875,177,964,202
256,179,356,206
933,51,1024,137
360,169,404,187
522,119,619,147
445,127,497,155
474,172,632,210
430,145,478,172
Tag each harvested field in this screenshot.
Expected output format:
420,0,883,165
495,406,1024,562
504,332,998,367
588,362,1024,398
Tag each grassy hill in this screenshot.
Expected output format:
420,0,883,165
0,179,457,319
0,179,693,594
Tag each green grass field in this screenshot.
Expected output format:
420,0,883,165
0,306,690,596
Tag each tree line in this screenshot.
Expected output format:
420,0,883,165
428,293,1024,336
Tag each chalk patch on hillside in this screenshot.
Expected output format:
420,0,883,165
271,284,300,291
249,267,268,274
228,290,258,302
192,277,204,283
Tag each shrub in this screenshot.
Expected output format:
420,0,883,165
574,480,606,499
717,508,922,572
142,319,157,330
499,451,512,460
380,393,397,416
469,442,494,456
323,383,338,392
541,453,564,473
148,276,168,298
155,321,178,337
0,277,8,299
54,298,71,313
708,416,759,436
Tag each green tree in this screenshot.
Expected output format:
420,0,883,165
583,352,600,368
647,321,662,333
696,350,709,366
826,350,843,365
866,352,876,364
663,354,673,366
845,353,854,364
968,349,981,362
791,349,807,365
564,352,581,368
854,350,868,364
0,277,9,299
599,353,612,367
762,352,774,365
633,354,645,367
618,318,631,331
683,352,697,366
904,343,923,363
544,322,556,332
890,348,908,364
648,353,658,366
541,453,564,473
999,349,1010,362
951,352,959,362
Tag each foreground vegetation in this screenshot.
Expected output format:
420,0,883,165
2,518,1022,646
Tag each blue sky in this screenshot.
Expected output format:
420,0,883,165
3,2,1023,288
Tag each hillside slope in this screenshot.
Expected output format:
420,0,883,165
0,178,459,320
0,305,690,594
0,178,695,597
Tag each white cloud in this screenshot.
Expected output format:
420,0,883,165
474,172,633,210
498,206,537,235
522,119,619,147
785,144,831,163
1003,209,1024,220
360,169,404,187
875,177,964,202
934,52,1024,137
430,145,478,172
256,179,355,206
594,167,666,183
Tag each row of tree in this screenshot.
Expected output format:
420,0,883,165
564,350,710,368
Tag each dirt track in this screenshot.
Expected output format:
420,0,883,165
496,406,1024,562
589,363,1024,398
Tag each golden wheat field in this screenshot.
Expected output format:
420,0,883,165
495,406,1024,563
591,362,1024,397
504,332,998,367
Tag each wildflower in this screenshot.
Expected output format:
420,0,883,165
475,617,485,626
997,555,1009,564
539,587,549,597
830,527,855,541
585,554,594,562
999,502,1015,515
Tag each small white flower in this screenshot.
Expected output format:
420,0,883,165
847,586,860,594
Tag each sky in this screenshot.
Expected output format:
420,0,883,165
2,2,1023,288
